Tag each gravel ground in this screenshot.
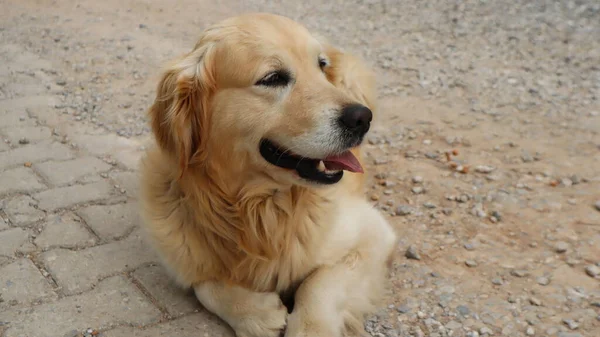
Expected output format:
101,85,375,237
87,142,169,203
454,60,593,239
1,0,599,336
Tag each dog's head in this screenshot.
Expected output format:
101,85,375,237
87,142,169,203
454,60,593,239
150,13,376,186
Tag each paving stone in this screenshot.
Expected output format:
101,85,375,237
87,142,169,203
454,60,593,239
0,139,9,151
40,230,156,294
0,140,74,170
114,149,143,170
34,156,112,186
1,95,58,113
34,180,114,211
103,312,234,337
0,258,55,309
70,133,140,156
0,227,29,257
1,195,45,226
0,166,46,196
133,264,201,316
1,275,161,337
35,213,96,249
0,109,36,128
1,125,52,145
110,171,139,197
77,202,139,239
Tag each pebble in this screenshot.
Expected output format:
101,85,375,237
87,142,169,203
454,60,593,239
411,186,424,194
464,242,476,250
395,205,414,216
584,265,600,278
491,277,504,285
594,200,600,212
475,165,495,173
405,246,421,260
456,305,470,316
412,175,424,184
562,319,579,330
423,201,436,209
465,260,478,268
18,137,30,144
536,276,550,286
555,241,569,253
529,297,542,306
526,327,535,336
479,327,493,335
511,269,529,278
396,305,411,314
417,311,426,319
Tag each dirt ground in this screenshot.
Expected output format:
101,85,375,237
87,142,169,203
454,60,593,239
1,0,599,336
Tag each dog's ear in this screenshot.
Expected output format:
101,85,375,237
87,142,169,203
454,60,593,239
319,40,377,112
149,42,217,177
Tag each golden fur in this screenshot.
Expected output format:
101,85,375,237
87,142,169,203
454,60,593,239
140,13,396,337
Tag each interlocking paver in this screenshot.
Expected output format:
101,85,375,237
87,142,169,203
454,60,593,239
0,258,55,309
77,202,139,239
1,195,45,226
0,140,74,170
1,276,161,337
34,180,114,211
1,125,52,145
103,312,234,337
110,171,139,197
0,227,29,257
35,213,96,249
0,139,9,151
133,264,201,317
0,166,46,196
40,229,156,294
0,109,36,128
34,156,112,186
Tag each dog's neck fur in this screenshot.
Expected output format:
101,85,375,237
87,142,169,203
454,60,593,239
177,158,335,288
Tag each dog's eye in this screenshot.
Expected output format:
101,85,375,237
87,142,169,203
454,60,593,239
256,70,291,87
318,56,329,70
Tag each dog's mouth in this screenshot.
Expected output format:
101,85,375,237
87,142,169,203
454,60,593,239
259,139,363,185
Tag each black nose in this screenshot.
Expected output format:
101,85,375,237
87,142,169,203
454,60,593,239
339,104,373,133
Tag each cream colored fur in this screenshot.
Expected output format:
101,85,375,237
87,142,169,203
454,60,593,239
140,13,397,337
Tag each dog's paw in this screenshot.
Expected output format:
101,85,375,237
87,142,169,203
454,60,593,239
284,311,337,337
230,292,288,337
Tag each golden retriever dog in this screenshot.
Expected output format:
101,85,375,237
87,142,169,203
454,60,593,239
140,13,397,337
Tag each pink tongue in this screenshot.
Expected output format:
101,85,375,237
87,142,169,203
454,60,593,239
322,151,364,173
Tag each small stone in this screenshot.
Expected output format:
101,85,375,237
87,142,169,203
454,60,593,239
526,327,535,336
18,137,30,145
396,305,411,314
423,139,432,145
423,202,436,209
370,194,380,201
465,260,478,268
562,319,579,330
584,265,600,278
529,297,542,306
412,175,424,184
56,79,67,86
139,23,147,28
492,277,504,285
456,305,470,316
511,269,529,278
417,311,426,319
479,327,493,335
555,241,569,253
490,210,502,221
395,205,413,216
411,186,424,194
405,246,421,260
521,151,534,163
536,276,550,286
464,242,476,250
594,200,600,212
475,165,495,173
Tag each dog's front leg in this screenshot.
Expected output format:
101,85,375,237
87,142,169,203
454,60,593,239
194,281,288,337
285,208,396,337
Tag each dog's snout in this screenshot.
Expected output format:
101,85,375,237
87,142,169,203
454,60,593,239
339,104,372,134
